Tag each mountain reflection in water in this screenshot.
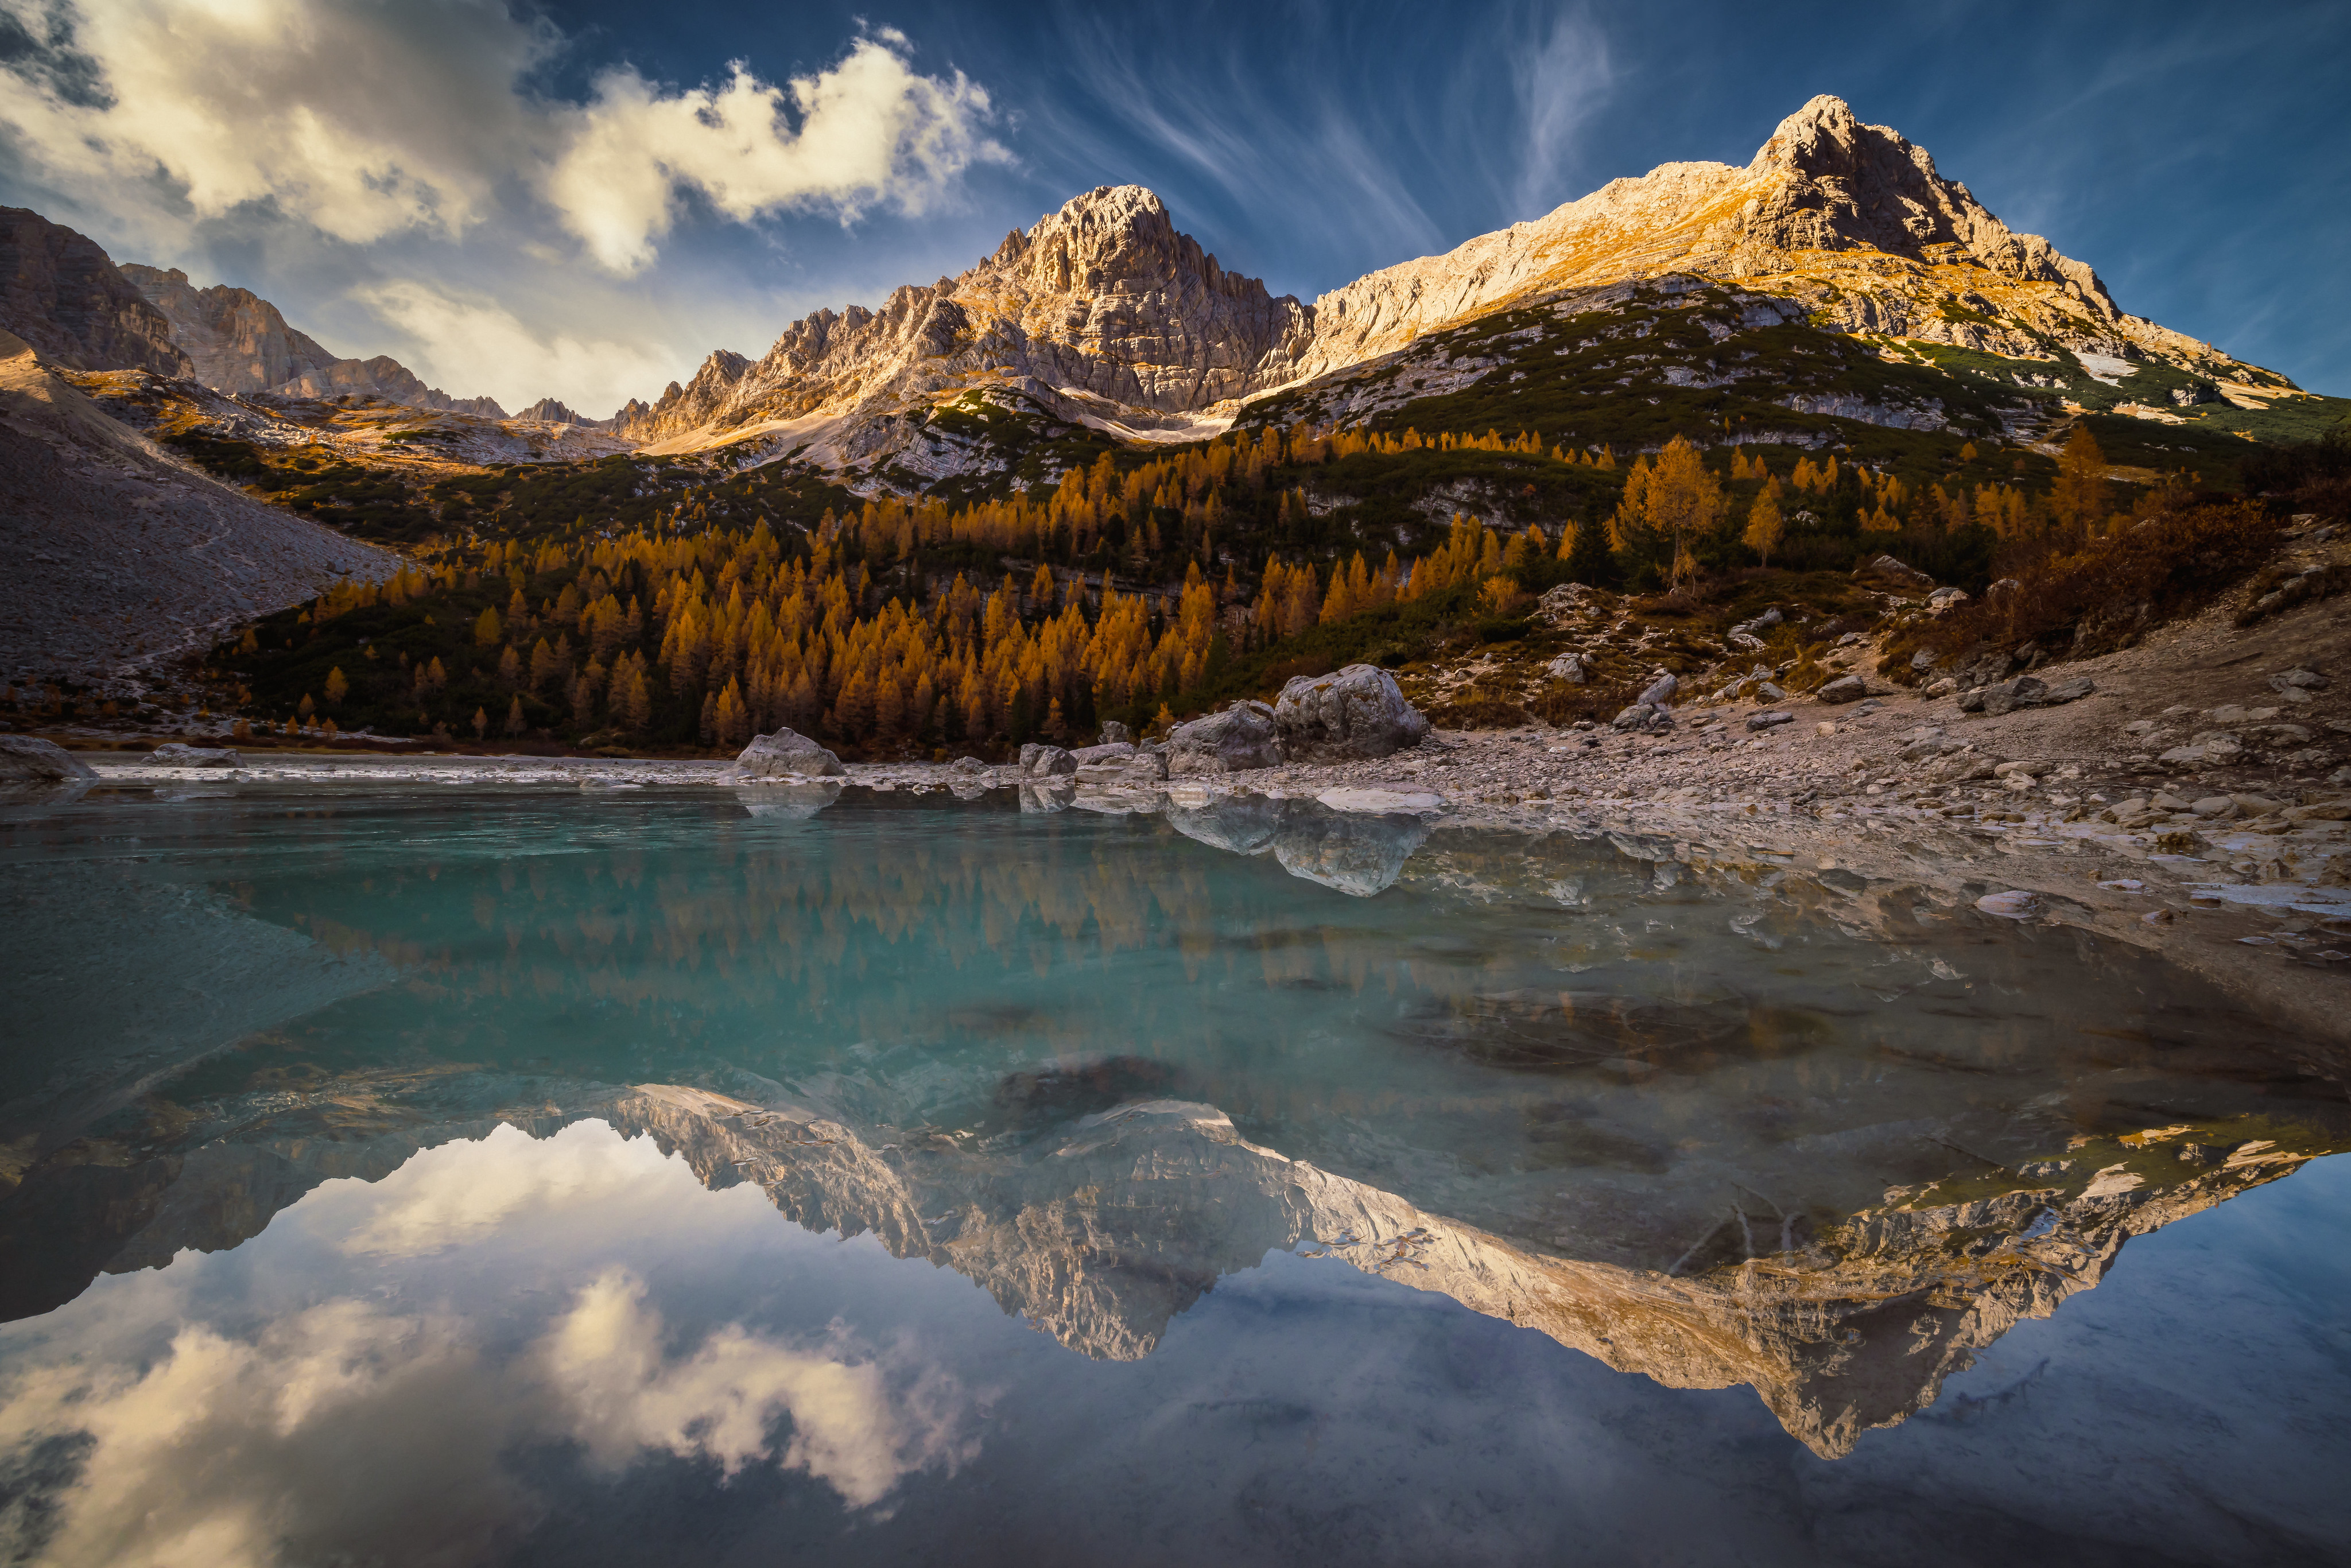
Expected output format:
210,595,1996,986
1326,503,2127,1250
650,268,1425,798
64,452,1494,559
2,785,2348,1563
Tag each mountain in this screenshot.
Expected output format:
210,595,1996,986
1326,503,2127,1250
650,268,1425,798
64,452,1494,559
118,263,508,416
611,182,1310,456
0,208,192,378
617,96,2321,484
0,327,394,687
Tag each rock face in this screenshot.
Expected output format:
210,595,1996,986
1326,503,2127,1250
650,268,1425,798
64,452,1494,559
735,728,845,778
0,735,96,783
0,209,191,377
1272,666,1430,761
1165,701,1282,774
1291,95,2151,379
611,184,1310,453
118,263,506,414
607,97,2273,473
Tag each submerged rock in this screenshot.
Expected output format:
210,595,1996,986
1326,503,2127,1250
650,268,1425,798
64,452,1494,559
145,743,239,768
1166,701,1281,774
736,728,844,778
1164,794,1286,856
1273,665,1430,760
1272,806,1432,896
734,782,843,820
0,736,96,783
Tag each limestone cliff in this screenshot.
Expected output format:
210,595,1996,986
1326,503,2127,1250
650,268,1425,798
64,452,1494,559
118,263,509,416
623,96,2283,475
0,208,191,378
612,184,1308,459
1291,94,2189,377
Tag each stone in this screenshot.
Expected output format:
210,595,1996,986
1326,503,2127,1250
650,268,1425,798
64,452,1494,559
1858,554,1935,589
1068,742,1135,766
1611,703,1673,732
949,755,987,775
1923,677,1957,698
734,781,842,820
0,735,97,783
1097,720,1133,744
1166,701,1281,774
1927,587,1969,612
147,743,239,767
1316,787,1446,815
1747,711,1794,732
736,728,845,778
2271,669,2329,692
1018,743,1045,769
1271,666,1430,761
2190,796,2236,817
1535,583,1602,624
1546,652,1589,684
1756,681,1787,701
1817,675,1869,704
1638,672,1678,707
1026,745,1077,777
1165,795,1286,855
1273,810,1432,897
1974,890,2042,919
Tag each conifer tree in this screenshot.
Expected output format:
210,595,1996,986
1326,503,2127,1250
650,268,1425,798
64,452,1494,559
1743,480,1784,567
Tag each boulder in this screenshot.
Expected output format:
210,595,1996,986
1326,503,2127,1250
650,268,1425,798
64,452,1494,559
1097,720,1134,744
1075,748,1166,788
1018,743,1045,770
949,755,988,775
1166,701,1282,774
1957,674,2094,716
1546,652,1589,684
1611,703,1673,733
147,743,239,767
1816,676,1869,704
733,782,842,820
1858,555,1935,590
1165,795,1286,856
1747,711,1794,732
1638,672,1678,707
1272,809,1432,897
1069,742,1135,766
1535,583,1602,625
1025,746,1077,778
1271,665,1430,761
0,736,96,783
1927,587,1969,613
736,728,845,778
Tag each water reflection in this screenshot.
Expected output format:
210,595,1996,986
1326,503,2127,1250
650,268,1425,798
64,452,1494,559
0,786,2345,1473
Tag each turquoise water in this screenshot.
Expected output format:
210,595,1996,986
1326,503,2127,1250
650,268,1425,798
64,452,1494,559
2,785,2348,1565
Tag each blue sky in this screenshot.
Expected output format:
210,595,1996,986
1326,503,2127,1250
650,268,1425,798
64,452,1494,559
2,0,2343,414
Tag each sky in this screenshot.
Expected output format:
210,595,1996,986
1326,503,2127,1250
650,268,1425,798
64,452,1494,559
1,0,2344,416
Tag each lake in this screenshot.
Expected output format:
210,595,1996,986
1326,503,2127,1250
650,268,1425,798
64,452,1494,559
3,783,2346,1566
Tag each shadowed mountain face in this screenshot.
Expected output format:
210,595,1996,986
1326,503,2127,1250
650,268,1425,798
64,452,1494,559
3,786,2342,1460
118,263,507,416
0,208,190,378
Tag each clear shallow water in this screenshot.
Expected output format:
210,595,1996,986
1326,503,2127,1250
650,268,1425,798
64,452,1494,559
2,785,2348,1565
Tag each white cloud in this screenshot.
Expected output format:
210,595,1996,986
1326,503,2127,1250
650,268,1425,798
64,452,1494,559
338,1119,680,1257
549,33,1006,275
0,0,546,254
0,2,1000,274
0,1125,975,1561
540,1269,973,1506
0,1301,530,1568
352,281,681,419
